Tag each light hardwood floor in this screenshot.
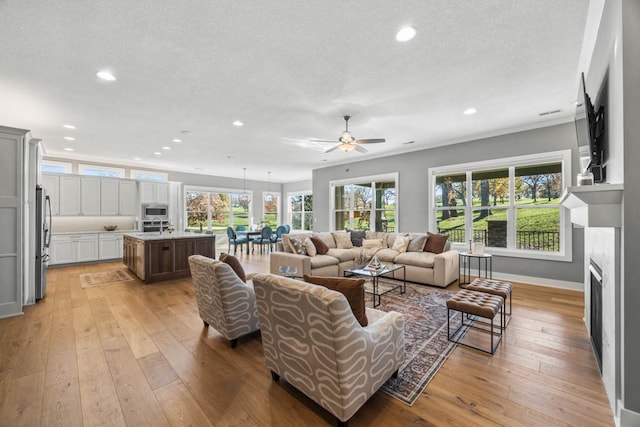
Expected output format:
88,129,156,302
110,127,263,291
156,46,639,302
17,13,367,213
0,252,614,426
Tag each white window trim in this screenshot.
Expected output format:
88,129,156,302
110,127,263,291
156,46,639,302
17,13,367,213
329,172,399,232
287,190,313,231
428,149,572,262
183,185,253,230
78,163,125,177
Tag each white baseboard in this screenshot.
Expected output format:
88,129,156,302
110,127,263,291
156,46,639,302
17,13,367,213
491,271,584,291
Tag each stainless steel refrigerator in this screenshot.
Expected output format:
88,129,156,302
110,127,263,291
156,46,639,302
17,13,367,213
35,185,52,300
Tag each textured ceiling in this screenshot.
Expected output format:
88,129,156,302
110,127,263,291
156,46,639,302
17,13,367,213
0,1,590,182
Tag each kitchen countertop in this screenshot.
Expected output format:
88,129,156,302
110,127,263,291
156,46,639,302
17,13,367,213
53,230,136,235
123,231,216,241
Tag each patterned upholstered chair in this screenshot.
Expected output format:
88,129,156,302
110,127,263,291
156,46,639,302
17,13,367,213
188,255,260,348
252,273,404,426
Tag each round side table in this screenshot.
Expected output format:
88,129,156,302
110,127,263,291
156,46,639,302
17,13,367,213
458,252,492,287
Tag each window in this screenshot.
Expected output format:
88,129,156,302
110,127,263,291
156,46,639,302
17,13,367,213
41,160,72,174
130,170,168,181
184,187,251,232
288,192,313,231
78,164,125,178
263,192,280,228
331,174,397,232
430,150,571,260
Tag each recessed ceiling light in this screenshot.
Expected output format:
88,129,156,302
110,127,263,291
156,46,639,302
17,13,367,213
232,120,244,127
64,147,74,152
64,136,75,141
134,157,141,161
63,124,76,130
162,146,171,150
396,26,416,42
463,108,477,115
172,138,182,143
153,152,162,156
96,70,117,81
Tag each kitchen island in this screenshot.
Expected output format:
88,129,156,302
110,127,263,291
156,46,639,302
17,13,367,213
123,232,216,283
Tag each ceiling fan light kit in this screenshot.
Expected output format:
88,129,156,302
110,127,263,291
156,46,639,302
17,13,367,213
322,115,386,154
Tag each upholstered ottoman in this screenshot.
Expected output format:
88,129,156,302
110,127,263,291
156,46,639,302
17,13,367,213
466,278,512,328
446,289,503,354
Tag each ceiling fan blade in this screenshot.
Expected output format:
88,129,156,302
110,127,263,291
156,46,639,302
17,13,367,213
354,144,368,153
325,144,341,153
310,139,338,143
355,138,385,144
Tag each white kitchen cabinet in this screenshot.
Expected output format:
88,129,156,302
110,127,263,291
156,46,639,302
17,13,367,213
59,175,102,216
42,173,60,215
99,233,124,259
139,181,170,204
101,179,137,216
50,234,99,265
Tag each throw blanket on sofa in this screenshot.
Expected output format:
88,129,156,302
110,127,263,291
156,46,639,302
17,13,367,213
354,247,384,266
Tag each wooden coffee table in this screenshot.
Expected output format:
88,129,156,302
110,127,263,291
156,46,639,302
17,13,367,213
344,264,406,307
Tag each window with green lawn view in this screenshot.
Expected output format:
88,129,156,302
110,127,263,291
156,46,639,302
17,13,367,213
263,192,280,228
289,193,313,231
185,189,250,232
332,176,396,232
432,151,569,254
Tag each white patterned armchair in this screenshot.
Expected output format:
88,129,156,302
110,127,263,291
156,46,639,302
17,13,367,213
252,273,404,426
188,255,260,348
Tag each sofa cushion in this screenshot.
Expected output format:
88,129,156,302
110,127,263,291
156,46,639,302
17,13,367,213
310,254,340,269
407,233,427,252
394,251,436,268
282,233,311,254
366,231,390,247
326,248,360,262
313,232,337,249
303,237,317,257
288,236,307,255
391,235,412,252
332,231,353,249
362,238,385,249
310,236,329,255
375,248,400,262
347,229,367,247
219,252,246,282
424,232,449,254
303,275,368,327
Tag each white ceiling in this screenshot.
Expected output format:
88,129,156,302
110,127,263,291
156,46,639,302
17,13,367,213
0,1,590,183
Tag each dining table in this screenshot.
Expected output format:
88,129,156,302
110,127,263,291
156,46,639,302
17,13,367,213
235,230,264,254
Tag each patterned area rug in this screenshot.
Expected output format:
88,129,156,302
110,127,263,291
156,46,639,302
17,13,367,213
80,270,134,288
367,281,462,406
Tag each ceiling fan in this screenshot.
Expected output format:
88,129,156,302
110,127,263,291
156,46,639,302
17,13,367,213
314,115,386,153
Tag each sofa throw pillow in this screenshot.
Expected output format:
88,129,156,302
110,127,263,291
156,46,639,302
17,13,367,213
407,233,427,252
288,236,307,255
310,236,329,255
313,232,337,249
391,235,412,252
303,275,368,327
281,234,294,253
332,231,353,249
362,238,385,249
424,232,449,254
219,252,246,283
302,237,317,257
347,229,367,247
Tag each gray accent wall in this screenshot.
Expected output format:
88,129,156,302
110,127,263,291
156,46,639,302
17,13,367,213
313,122,584,284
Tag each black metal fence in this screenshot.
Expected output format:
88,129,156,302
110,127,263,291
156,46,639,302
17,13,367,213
438,228,560,251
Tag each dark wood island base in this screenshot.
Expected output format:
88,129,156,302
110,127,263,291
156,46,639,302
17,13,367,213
123,232,216,283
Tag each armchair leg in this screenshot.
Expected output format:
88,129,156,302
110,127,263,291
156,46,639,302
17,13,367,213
270,370,280,381
392,369,399,379
336,418,348,427
203,320,209,327
230,338,238,348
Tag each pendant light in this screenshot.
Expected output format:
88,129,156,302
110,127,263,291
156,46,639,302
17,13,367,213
265,171,273,203
239,168,250,205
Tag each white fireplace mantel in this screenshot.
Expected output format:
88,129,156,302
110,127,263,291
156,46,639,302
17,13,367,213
560,184,623,228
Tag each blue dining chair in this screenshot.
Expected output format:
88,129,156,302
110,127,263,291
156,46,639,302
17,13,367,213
271,225,287,250
252,226,273,253
284,224,291,234
227,226,249,255
235,225,247,231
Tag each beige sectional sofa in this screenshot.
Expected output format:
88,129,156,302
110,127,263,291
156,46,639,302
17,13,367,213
269,231,459,288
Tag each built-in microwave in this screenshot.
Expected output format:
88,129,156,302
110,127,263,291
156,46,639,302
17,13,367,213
141,204,169,220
